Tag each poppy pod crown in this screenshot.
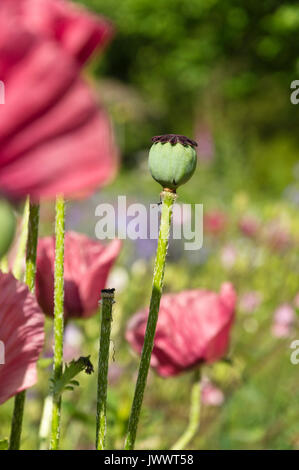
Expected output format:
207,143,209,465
148,134,198,191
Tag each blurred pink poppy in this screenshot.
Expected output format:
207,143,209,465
126,283,236,377
204,210,227,236
238,215,260,239
36,231,121,319
220,244,237,269
0,271,44,404
264,220,291,252
201,378,224,406
195,123,214,164
239,291,262,314
0,0,117,201
271,303,295,338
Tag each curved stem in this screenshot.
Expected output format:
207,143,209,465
124,190,176,450
9,200,40,450
50,195,65,450
171,370,201,450
96,289,115,450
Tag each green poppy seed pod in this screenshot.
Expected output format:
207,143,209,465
0,198,16,259
149,134,198,191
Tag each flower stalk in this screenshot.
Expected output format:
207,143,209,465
171,370,201,450
9,200,40,450
96,289,115,450
124,190,176,450
50,195,65,450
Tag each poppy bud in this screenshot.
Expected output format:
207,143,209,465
0,198,16,259
149,134,197,191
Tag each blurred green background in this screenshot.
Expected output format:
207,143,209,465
1,0,299,450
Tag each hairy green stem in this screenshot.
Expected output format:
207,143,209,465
12,197,30,281
9,200,40,450
96,289,115,450
50,195,65,450
124,190,176,450
171,370,201,450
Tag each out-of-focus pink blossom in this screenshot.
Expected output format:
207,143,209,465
0,271,44,404
264,221,291,252
272,323,292,338
126,283,236,377
274,304,295,325
195,124,214,163
0,0,117,201
201,378,224,406
204,210,227,236
271,303,295,338
239,291,262,314
220,244,237,269
36,232,121,319
293,293,299,309
238,215,260,239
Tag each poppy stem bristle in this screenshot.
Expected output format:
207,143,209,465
50,195,65,450
96,289,115,450
124,190,176,450
9,199,40,450
171,369,201,450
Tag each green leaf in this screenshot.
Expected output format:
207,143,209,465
50,356,94,400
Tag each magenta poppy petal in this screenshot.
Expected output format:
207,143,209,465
126,283,236,377
16,0,114,64
0,272,44,404
0,2,117,201
36,232,121,319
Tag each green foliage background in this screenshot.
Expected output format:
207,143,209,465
76,0,299,196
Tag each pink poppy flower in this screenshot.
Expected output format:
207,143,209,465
264,220,291,252
0,0,117,201
0,271,44,404
35,231,121,319
239,291,262,314
220,244,237,269
204,210,227,236
201,378,224,406
271,303,295,338
126,283,236,377
16,0,113,65
238,215,260,239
